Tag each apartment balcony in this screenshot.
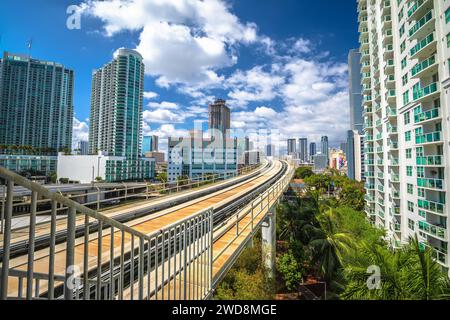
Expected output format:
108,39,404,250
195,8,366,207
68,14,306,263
365,194,375,203
365,207,376,216
407,0,433,22
409,10,435,41
386,106,397,118
361,60,371,72
364,121,374,129
386,90,396,104
420,242,448,267
415,130,442,145
363,106,373,115
383,44,394,59
384,74,395,88
410,32,436,60
416,155,444,167
365,147,374,154
366,171,375,178
363,83,372,94
382,29,393,45
365,183,376,190
391,174,400,183
377,159,384,166
377,184,385,193
393,222,401,232
387,125,398,136
375,133,383,141
414,107,440,124
378,198,385,207
382,14,392,31
391,191,400,200
375,119,382,127
389,141,399,150
376,146,383,153
417,177,445,190
365,135,374,142
411,55,437,79
418,199,446,216
384,59,395,73
360,38,369,51
362,73,371,85
419,220,447,241
389,158,399,166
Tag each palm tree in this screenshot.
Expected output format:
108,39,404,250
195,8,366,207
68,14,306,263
401,235,450,300
309,208,354,281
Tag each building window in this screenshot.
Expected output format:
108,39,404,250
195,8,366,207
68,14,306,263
404,111,410,125
403,91,409,105
406,166,413,177
446,7,450,24
447,33,450,48
408,201,414,212
406,148,412,159
407,183,413,195
408,219,415,231
405,131,411,142
418,188,425,198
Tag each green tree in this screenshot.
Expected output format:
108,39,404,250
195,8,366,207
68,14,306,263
156,172,167,183
277,251,302,291
309,208,354,281
294,167,314,179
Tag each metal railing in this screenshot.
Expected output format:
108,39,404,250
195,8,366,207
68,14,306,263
211,162,295,287
0,166,214,300
0,163,261,234
0,160,292,300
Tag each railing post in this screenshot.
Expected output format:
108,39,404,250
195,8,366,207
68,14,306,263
0,184,5,234
0,180,14,300
64,207,76,300
26,191,38,300
209,209,213,295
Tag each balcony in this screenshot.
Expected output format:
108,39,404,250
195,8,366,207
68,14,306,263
391,174,400,182
391,191,400,200
408,10,434,40
365,183,375,190
386,90,396,104
411,54,437,79
418,220,447,241
390,158,399,166
413,82,439,103
417,177,444,190
407,0,433,22
415,131,442,145
416,155,444,166
365,194,375,203
414,107,440,124
386,106,397,118
389,141,398,149
410,32,436,60
420,242,448,267
418,199,445,215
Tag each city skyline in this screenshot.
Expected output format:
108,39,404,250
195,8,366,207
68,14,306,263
0,0,359,152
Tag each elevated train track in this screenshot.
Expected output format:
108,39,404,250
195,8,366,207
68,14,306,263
0,160,294,300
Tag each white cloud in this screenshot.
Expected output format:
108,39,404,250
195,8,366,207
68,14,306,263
81,0,259,87
226,66,284,108
143,109,185,124
147,101,179,110
143,91,159,99
72,117,89,150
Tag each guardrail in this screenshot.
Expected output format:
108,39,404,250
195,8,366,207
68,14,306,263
0,166,214,300
0,163,261,234
0,160,292,300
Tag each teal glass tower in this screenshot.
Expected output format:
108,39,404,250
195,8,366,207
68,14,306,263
0,52,74,153
89,49,145,160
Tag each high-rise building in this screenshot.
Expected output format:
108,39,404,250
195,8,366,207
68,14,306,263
89,49,144,160
358,0,450,268
77,140,89,155
298,138,308,162
347,49,365,182
346,130,364,181
287,139,297,156
349,49,364,133
265,144,275,157
208,99,230,139
321,136,329,158
142,135,159,154
309,142,317,159
312,153,328,173
0,52,74,153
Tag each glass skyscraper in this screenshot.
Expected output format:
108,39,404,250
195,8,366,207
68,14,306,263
89,49,144,160
0,52,74,153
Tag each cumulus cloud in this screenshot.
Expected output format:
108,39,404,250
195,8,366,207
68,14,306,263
147,101,179,110
80,0,259,87
72,117,89,150
143,91,159,99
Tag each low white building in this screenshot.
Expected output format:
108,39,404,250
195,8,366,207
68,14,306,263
168,135,238,183
57,152,155,183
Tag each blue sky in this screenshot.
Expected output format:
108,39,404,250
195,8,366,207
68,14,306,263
0,0,359,150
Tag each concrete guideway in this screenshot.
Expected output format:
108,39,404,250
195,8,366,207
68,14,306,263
0,160,294,300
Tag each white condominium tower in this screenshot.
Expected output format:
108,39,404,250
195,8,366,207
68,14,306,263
357,0,450,270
